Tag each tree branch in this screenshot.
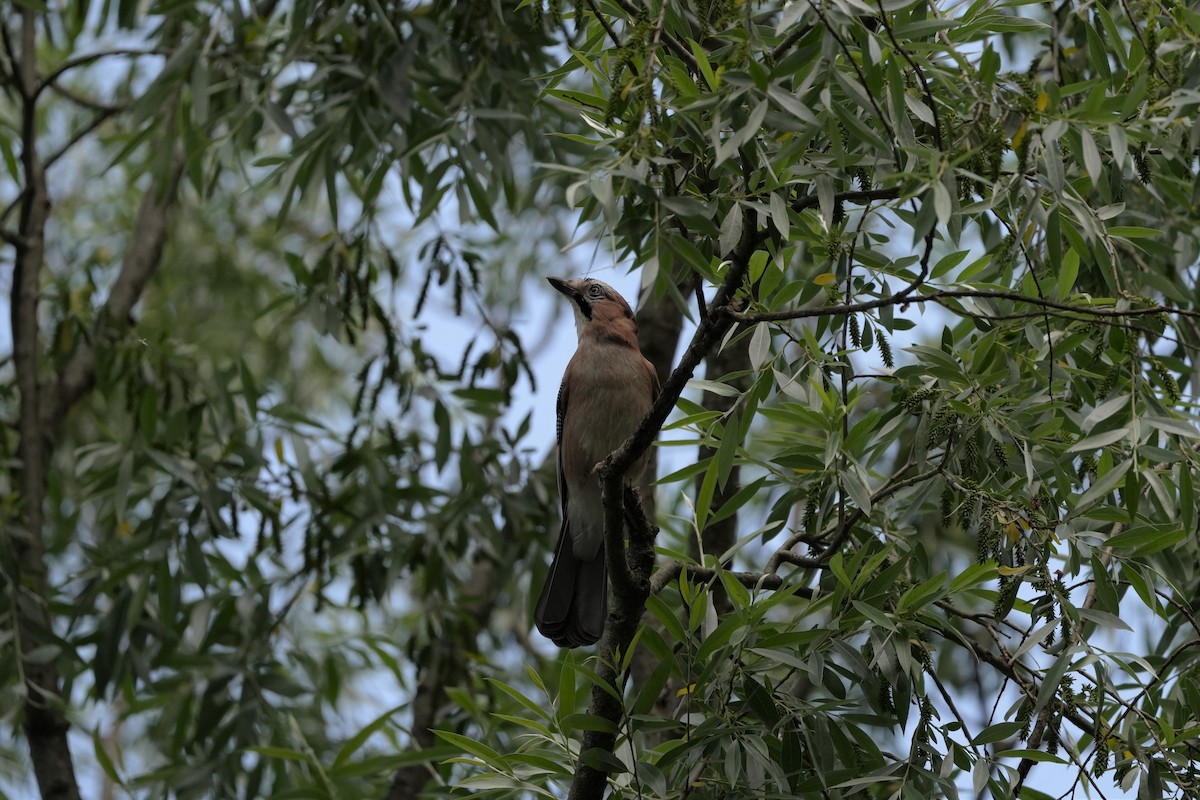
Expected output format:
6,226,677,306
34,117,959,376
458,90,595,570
41,157,185,431
33,47,162,99
2,106,124,233
792,186,901,214
586,0,626,53
45,79,129,114
802,0,901,169
386,552,498,800
765,463,938,574
9,8,83,799
771,21,817,62
611,0,701,84
727,287,1200,325
43,107,122,171
649,561,814,596
569,213,762,800
569,487,657,800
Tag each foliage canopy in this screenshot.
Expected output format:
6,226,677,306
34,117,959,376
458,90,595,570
1,1,1199,799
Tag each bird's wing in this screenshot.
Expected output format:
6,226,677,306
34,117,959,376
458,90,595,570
556,374,570,518
645,356,661,405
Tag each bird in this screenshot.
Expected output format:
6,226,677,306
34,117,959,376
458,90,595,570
535,276,660,648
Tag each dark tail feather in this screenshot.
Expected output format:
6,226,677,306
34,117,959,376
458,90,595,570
535,527,607,648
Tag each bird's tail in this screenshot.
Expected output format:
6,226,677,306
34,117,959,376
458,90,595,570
534,525,607,648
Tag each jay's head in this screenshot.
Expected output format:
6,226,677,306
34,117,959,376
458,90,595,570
547,276,636,340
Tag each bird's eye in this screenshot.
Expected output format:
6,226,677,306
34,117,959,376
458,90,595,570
587,283,605,298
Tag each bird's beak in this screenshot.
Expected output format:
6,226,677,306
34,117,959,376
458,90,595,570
547,276,579,299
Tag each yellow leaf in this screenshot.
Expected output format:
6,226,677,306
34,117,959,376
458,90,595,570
274,438,285,463
1036,91,1049,112
813,272,836,286
676,683,697,698
997,564,1032,576
1011,120,1027,150
995,510,1030,541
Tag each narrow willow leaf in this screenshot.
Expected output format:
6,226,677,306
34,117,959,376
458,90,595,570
749,323,771,369
1080,127,1103,186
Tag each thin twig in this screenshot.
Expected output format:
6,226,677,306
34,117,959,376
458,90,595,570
804,0,901,169
612,0,701,81
586,0,627,53
46,80,128,113
728,288,1200,325
33,47,161,98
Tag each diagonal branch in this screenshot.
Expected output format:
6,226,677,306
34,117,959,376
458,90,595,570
765,462,940,574
33,47,162,98
611,0,701,83
41,157,185,432
570,211,763,800
727,287,1200,325
649,561,812,596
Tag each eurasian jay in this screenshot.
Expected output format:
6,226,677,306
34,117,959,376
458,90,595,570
534,276,660,647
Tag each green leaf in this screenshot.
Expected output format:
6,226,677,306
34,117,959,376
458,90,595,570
971,721,1026,746
91,729,123,788
749,323,771,369
719,569,752,608
23,644,62,665
719,204,743,258
333,704,404,768
710,477,770,526
993,749,1068,764
695,456,719,534
646,594,688,643
949,561,998,594
1083,395,1128,431
1106,525,1186,555
580,747,628,774
896,574,947,614
1068,427,1129,452
1181,464,1195,535
484,678,553,723
560,713,620,734
1142,416,1200,439
432,731,506,768
1072,459,1130,515
688,379,741,397
931,249,970,280
1033,649,1074,714
1106,226,1159,238
852,600,897,631
715,412,740,490
769,192,791,240
1075,608,1133,631
1079,127,1102,186
1057,247,1079,297
688,39,719,90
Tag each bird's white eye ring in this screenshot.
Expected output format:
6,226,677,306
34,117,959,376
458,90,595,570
587,283,604,298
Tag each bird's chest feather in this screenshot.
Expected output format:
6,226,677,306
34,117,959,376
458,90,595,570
567,345,653,463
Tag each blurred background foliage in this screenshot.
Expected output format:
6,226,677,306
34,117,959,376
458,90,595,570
0,1,1198,799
